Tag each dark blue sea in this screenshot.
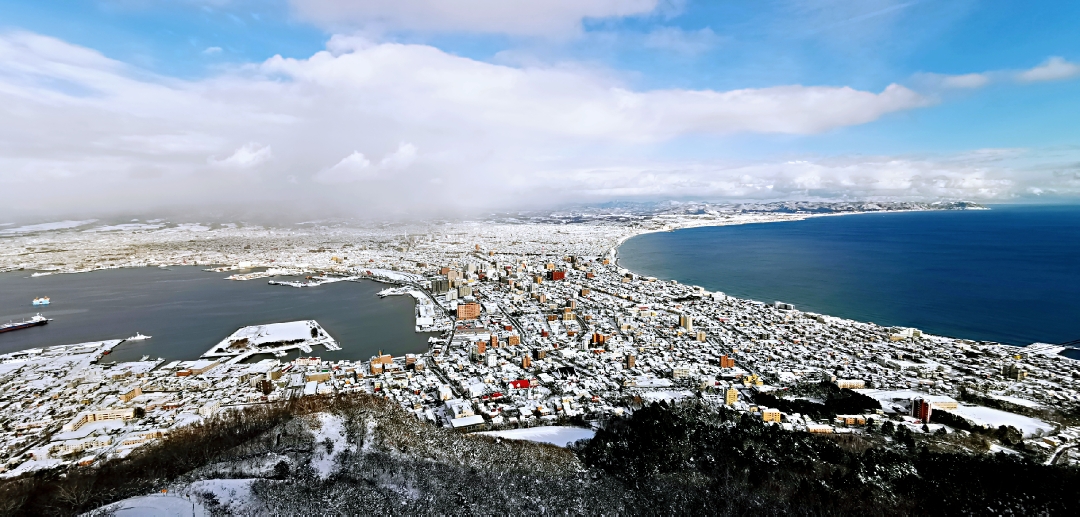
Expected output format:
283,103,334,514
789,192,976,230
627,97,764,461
619,205,1080,353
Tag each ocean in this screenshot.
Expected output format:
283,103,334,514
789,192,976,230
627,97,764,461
618,205,1080,352
0,267,432,362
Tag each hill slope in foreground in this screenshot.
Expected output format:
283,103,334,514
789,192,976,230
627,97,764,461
1,395,1078,515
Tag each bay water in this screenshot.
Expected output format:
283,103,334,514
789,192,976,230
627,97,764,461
619,205,1080,351
0,267,431,362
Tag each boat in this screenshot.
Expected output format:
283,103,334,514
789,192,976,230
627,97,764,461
126,332,152,341
32,297,50,306
0,314,50,334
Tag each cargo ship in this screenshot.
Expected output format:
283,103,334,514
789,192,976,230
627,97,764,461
0,314,50,333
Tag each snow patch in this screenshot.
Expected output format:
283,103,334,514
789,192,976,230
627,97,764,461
474,426,595,448
309,413,353,479
93,494,207,517
946,405,1054,437
83,223,165,233
0,219,97,235
184,478,256,513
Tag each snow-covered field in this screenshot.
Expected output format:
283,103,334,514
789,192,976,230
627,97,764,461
0,219,97,236
853,389,926,413
948,405,1055,437
309,413,354,479
474,426,595,447
183,478,257,513
94,494,207,516
986,394,1042,408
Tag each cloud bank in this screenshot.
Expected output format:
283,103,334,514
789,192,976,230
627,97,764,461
0,30,1075,220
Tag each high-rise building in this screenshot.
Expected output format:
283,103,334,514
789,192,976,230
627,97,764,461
720,355,735,368
626,355,635,369
911,398,933,423
456,302,480,320
725,387,739,406
429,276,450,293
679,314,693,332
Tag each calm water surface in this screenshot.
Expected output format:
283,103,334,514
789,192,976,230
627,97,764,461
0,267,431,362
619,205,1080,349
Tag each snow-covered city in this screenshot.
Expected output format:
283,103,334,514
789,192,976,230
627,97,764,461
3,203,1080,494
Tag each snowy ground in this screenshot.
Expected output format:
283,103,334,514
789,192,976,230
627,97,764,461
215,321,324,348
182,478,257,514
852,389,926,413
986,394,1043,408
309,413,354,479
92,494,207,517
640,390,696,403
0,219,97,236
947,405,1055,437
473,426,595,447
202,320,338,361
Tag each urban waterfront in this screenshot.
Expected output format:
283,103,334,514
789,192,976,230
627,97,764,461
619,205,1080,349
0,267,431,362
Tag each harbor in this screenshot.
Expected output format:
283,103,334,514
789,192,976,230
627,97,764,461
0,267,432,362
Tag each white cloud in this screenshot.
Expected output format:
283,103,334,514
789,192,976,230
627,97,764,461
203,46,223,55
0,30,986,220
939,73,990,89
314,143,418,183
288,0,661,36
379,142,418,170
1017,57,1080,82
313,151,372,184
642,27,720,54
209,143,273,168
541,149,1080,203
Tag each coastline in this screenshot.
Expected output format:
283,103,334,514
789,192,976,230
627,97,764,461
612,207,939,267
610,207,1050,350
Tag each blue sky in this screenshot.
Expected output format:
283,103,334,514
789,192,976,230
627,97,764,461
1,0,1078,218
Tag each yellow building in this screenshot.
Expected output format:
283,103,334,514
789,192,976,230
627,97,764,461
118,385,142,403
834,379,866,389
62,408,138,432
725,387,739,406
835,415,867,426
761,408,782,423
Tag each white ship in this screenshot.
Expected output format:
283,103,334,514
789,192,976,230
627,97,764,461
32,297,50,306
126,332,152,341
